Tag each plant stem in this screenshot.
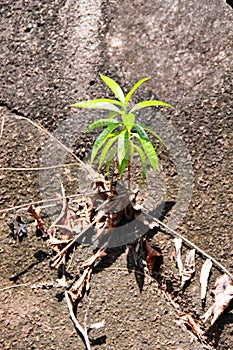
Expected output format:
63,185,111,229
128,159,131,191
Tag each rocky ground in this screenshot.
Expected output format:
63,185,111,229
0,1,233,349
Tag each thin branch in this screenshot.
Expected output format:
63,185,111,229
65,290,91,350
0,163,79,171
50,197,111,265
143,212,233,281
84,296,92,333
0,192,99,215
0,282,32,292
5,114,84,165
50,221,95,265
0,115,5,138
49,183,68,229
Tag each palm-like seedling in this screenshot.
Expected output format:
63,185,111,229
71,75,173,184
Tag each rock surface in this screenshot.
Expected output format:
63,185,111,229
0,1,232,349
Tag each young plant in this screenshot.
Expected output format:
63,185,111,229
71,75,172,184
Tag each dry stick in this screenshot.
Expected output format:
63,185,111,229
0,282,32,292
0,192,100,215
1,113,92,216
1,163,80,171
49,183,67,229
5,114,84,166
65,290,91,350
84,296,92,334
0,115,5,138
143,212,233,281
50,221,95,265
50,196,113,264
59,187,90,349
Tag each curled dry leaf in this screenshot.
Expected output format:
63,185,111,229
68,268,93,303
145,239,162,273
173,238,183,276
81,248,107,269
179,312,204,339
201,274,233,325
181,249,195,288
28,205,48,237
68,253,107,302
200,259,212,301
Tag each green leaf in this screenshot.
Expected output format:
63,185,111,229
86,119,121,132
71,100,121,112
117,130,130,166
133,144,147,182
133,124,158,173
90,98,122,105
117,130,127,165
121,112,135,132
119,158,129,177
130,100,173,113
106,146,117,173
118,130,130,177
98,135,119,169
137,122,163,144
100,74,125,105
108,111,120,119
91,123,121,163
125,77,151,105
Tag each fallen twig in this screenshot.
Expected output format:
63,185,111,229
142,212,233,281
65,290,91,350
0,163,79,171
5,114,84,165
0,115,4,138
48,183,68,230
0,192,100,215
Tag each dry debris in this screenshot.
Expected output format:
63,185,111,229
181,249,196,288
200,259,212,301
8,213,27,241
179,312,204,339
173,238,183,276
6,175,232,349
201,274,233,325
145,239,162,274
28,205,47,237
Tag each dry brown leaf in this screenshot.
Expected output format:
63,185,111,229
173,238,183,276
28,205,48,237
67,251,106,301
68,267,92,303
57,206,76,240
179,312,204,338
201,274,233,325
181,249,195,288
145,240,162,273
86,268,93,292
200,258,212,300
81,248,107,269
